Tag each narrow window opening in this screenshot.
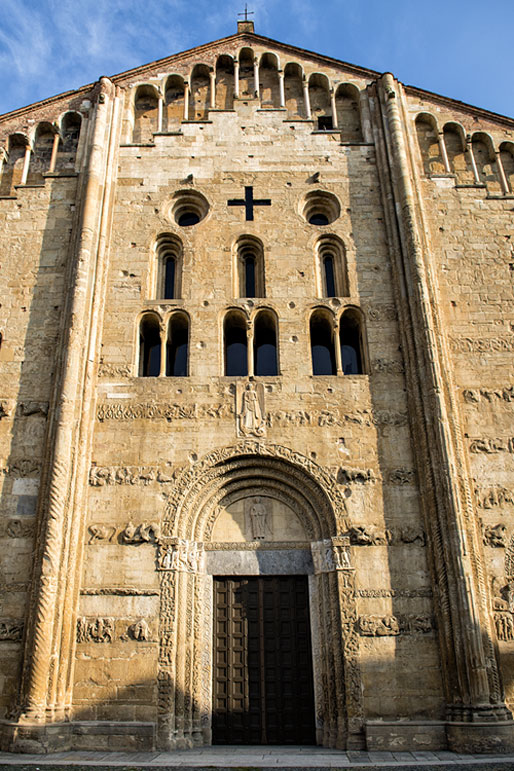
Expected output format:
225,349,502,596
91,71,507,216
244,254,256,297
318,116,333,131
164,258,176,299
323,255,336,296
310,313,336,375
225,314,248,376
139,316,161,377
178,211,200,227
167,315,189,376
309,213,329,226
340,312,363,375
254,313,278,376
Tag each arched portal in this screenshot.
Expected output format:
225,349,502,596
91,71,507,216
156,443,362,751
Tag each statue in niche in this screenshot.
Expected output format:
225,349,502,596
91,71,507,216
237,381,266,437
247,497,271,540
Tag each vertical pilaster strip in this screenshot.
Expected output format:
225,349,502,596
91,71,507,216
18,77,116,722
377,72,508,722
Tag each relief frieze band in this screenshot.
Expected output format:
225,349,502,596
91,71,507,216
463,387,514,405
0,620,24,642
475,486,514,509
469,437,514,454
450,335,514,354
357,614,435,636
76,617,154,643
95,399,407,430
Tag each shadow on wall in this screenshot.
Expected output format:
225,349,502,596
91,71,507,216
0,125,83,725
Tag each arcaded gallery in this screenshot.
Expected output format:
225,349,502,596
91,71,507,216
0,19,514,755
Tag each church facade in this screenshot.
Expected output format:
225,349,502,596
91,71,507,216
1,20,514,754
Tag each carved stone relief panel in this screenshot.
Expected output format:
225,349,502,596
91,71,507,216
236,382,266,438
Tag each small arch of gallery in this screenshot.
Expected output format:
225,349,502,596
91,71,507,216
414,111,514,194
128,48,367,142
0,111,84,196
136,303,368,379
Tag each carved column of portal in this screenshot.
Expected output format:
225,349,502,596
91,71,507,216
311,537,363,749
16,77,119,727
157,539,206,750
377,73,512,741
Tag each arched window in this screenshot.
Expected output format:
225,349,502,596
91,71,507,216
284,63,306,119
500,143,514,194
443,123,473,184
309,74,332,131
339,309,365,375
0,134,27,195
167,313,189,376
335,84,362,142
235,236,265,298
472,133,501,193
316,236,348,297
56,112,82,171
165,76,185,131
133,86,158,143
216,56,235,109
139,314,161,377
156,233,182,299
224,312,248,376
254,311,278,376
259,53,280,108
239,48,255,98
27,123,55,184
415,114,444,176
190,64,211,120
310,311,336,375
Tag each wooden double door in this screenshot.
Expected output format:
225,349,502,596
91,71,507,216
213,576,316,745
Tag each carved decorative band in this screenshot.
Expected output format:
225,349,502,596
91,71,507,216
157,539,205,573
357,614,435,636
311,537,352,574
0,619,24,642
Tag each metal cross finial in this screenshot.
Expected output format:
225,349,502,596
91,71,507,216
238,4,254,21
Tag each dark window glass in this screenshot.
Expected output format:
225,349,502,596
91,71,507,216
164,258,176,299
340,314,363,374
244,255,256,297
178,211,200,227
139,317,161,377
318,116,333,131
310,314,336,375
167,316,189,376
323,255,336,296
309,213,329,226
225,317,248,376
254,314,278,376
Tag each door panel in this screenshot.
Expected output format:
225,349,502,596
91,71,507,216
213,576,315,745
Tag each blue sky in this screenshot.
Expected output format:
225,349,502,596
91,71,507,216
0,0,512,118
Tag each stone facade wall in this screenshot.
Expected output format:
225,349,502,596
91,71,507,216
0,26,513,754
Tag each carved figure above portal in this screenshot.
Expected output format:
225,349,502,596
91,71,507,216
483,523,508,548
236,381,266,437
246,496,271,540
128,619,150,641
76,617,114,644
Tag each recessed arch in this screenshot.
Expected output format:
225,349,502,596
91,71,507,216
155,233,183,299
415,112,444,175
315,235,348,297
234,234,265,297
335,83,362,142
500,142,514,193
259,52,280,108
284,62,306,119
238,47,255,97
56,111,82,171
27,122,56,184
133,84,159,142
310,307,336,375
138,312,162,377
166,311,189,376
224,309,248,376
308,73,332,130
339,306,367,375
253,308,279,376
190,63,211,120
472,131,501,192
164,75,185,131
215,55,234,109
443,121,472,183
163,442,348,541
0,133,28,194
